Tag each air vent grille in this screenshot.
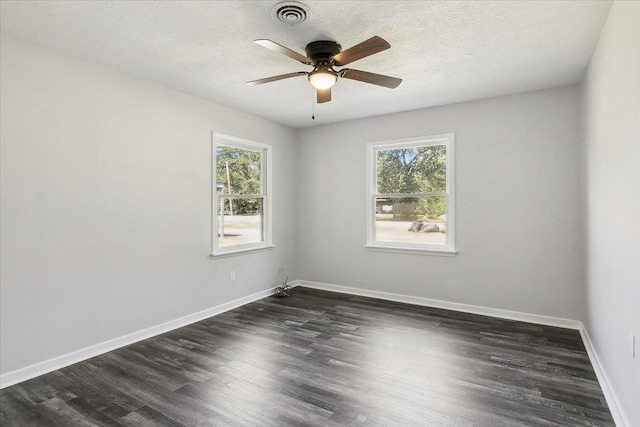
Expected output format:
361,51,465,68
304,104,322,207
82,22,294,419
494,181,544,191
271,2,310,25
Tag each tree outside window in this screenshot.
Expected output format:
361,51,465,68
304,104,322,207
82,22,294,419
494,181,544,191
367,134,455,253
212,134,272,255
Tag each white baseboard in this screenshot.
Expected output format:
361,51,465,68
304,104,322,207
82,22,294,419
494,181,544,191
0,287,275,389
293,280,628,426
579,327,630,427
293,280,581,329
2,279,629,427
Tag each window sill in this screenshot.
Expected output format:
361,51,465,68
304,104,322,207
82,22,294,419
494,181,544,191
211,244,275,259
365,245,457,256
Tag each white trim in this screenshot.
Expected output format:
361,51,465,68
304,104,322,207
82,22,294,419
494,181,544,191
292,280,628,425
366,134,454,148
0,287,275,389
211,132,273,256
211,132,272,151
2,278,628,426
365,245,457,256
366,133,456,253
293,280,581,329
579,326,630,427
210,244,275,258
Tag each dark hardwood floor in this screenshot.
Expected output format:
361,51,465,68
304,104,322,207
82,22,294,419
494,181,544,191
1,287,614,426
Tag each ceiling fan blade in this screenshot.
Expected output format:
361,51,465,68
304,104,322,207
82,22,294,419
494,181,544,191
339,69,402,88
254,39,313,65
331,36,391,66
317,88,331,103
246,72,307,86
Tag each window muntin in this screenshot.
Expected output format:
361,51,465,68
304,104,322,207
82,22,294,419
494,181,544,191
367,135,455,253
212,134,272,255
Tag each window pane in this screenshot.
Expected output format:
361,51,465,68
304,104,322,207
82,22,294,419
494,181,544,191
376,145,446,194
217,198,263,247
216,146,261,195
374,197,447,246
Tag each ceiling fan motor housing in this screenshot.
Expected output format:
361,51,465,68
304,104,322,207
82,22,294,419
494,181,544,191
247,36,402,98
305,40,342,64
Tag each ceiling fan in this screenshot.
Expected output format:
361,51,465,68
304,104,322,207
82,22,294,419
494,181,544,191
247,36,402,103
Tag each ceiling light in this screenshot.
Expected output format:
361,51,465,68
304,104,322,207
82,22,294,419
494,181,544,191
308,68,337,90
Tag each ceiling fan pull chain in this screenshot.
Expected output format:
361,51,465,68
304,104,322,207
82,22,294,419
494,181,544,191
311,89,315,120
330,100,333,127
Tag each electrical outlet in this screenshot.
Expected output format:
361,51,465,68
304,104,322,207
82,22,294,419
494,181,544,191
230,271,236,282
630,332,636,359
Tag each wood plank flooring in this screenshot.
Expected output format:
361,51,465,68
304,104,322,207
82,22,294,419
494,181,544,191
0,287,614,426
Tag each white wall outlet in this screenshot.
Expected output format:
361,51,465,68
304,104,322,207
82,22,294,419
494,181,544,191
230,271,236,282
630,331,636,359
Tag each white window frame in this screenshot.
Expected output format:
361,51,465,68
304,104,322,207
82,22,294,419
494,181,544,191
365,133,456,256
211,133,273,257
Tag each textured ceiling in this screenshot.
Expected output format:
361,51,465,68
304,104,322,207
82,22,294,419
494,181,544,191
0,1,612,129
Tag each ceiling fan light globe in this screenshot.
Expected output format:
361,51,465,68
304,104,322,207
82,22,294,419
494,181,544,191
309,71,337,90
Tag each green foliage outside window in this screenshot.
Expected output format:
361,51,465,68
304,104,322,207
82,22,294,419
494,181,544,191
216,146,262,215
377,145,446,220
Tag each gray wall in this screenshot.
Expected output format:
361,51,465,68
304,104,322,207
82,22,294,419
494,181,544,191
0,35,298,375
295,86,584,320
581,1,640,425
3,10,638,421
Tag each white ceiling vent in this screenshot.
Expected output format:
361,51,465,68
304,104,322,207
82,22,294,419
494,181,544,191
271,2,310,25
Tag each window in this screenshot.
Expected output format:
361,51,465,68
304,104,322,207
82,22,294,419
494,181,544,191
212,133,272,256
366,134,455,254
